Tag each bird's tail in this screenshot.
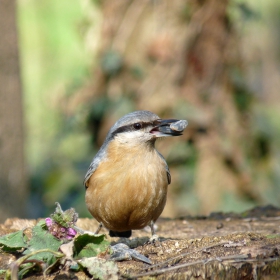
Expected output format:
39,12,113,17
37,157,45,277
109,230,132,238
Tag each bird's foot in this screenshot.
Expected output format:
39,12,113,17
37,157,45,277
143,234,161,247
110,243,151,264
148,221,161,246
149,234,159,243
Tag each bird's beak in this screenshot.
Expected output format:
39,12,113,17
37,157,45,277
150,119,188,137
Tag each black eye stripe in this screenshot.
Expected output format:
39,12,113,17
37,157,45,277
111,120,160,137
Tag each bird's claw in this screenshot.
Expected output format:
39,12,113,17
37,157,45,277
144,234,161,247
110,243,151,264
149,234,159,243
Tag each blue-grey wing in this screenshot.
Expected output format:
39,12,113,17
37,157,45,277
84,161,98,187
156,151,171,185
84,144,108,187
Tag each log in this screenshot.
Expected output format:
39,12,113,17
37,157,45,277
0,205,280,279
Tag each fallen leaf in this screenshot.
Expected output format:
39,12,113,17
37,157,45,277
79,257,118,280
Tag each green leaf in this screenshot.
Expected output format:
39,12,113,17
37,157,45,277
23,220,63,265
73,233,110,259
0,230,27,252
78,257,118,280
9,249,64,280
51,202,78,228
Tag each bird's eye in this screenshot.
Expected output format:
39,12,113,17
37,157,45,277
133,123,142,130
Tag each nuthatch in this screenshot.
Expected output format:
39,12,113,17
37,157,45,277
84,111,187,239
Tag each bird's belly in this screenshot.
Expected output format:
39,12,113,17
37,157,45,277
85,158,168,231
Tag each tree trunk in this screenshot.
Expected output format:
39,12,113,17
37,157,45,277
0,0,27,221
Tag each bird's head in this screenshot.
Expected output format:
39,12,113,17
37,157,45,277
105,110,187,146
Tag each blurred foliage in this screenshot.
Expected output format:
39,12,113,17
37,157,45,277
101,50,124,76
17,0,280,219
18,0,95,217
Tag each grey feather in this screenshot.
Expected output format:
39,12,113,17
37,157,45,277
83,141,108,186
156,150,171,185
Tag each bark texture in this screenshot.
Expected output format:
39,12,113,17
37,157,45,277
0,0,27,221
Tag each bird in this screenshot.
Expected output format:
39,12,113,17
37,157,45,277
84,110,187,239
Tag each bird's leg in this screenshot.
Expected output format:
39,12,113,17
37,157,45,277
94,223,103,234
149,221,160,244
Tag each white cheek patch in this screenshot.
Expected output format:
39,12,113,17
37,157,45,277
116,131,148,144
170,120,188,132
118,131,138,139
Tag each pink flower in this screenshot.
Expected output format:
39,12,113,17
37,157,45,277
45,217,77,241
60,227,66,233
45,217,53,227
66,227,77,239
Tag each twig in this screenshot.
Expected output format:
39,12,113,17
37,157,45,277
147,240,229,269
130,254,280,278
130,255,246,278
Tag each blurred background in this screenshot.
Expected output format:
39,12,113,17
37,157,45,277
1,0,280,222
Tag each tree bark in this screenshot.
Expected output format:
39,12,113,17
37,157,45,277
0,0,27,221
